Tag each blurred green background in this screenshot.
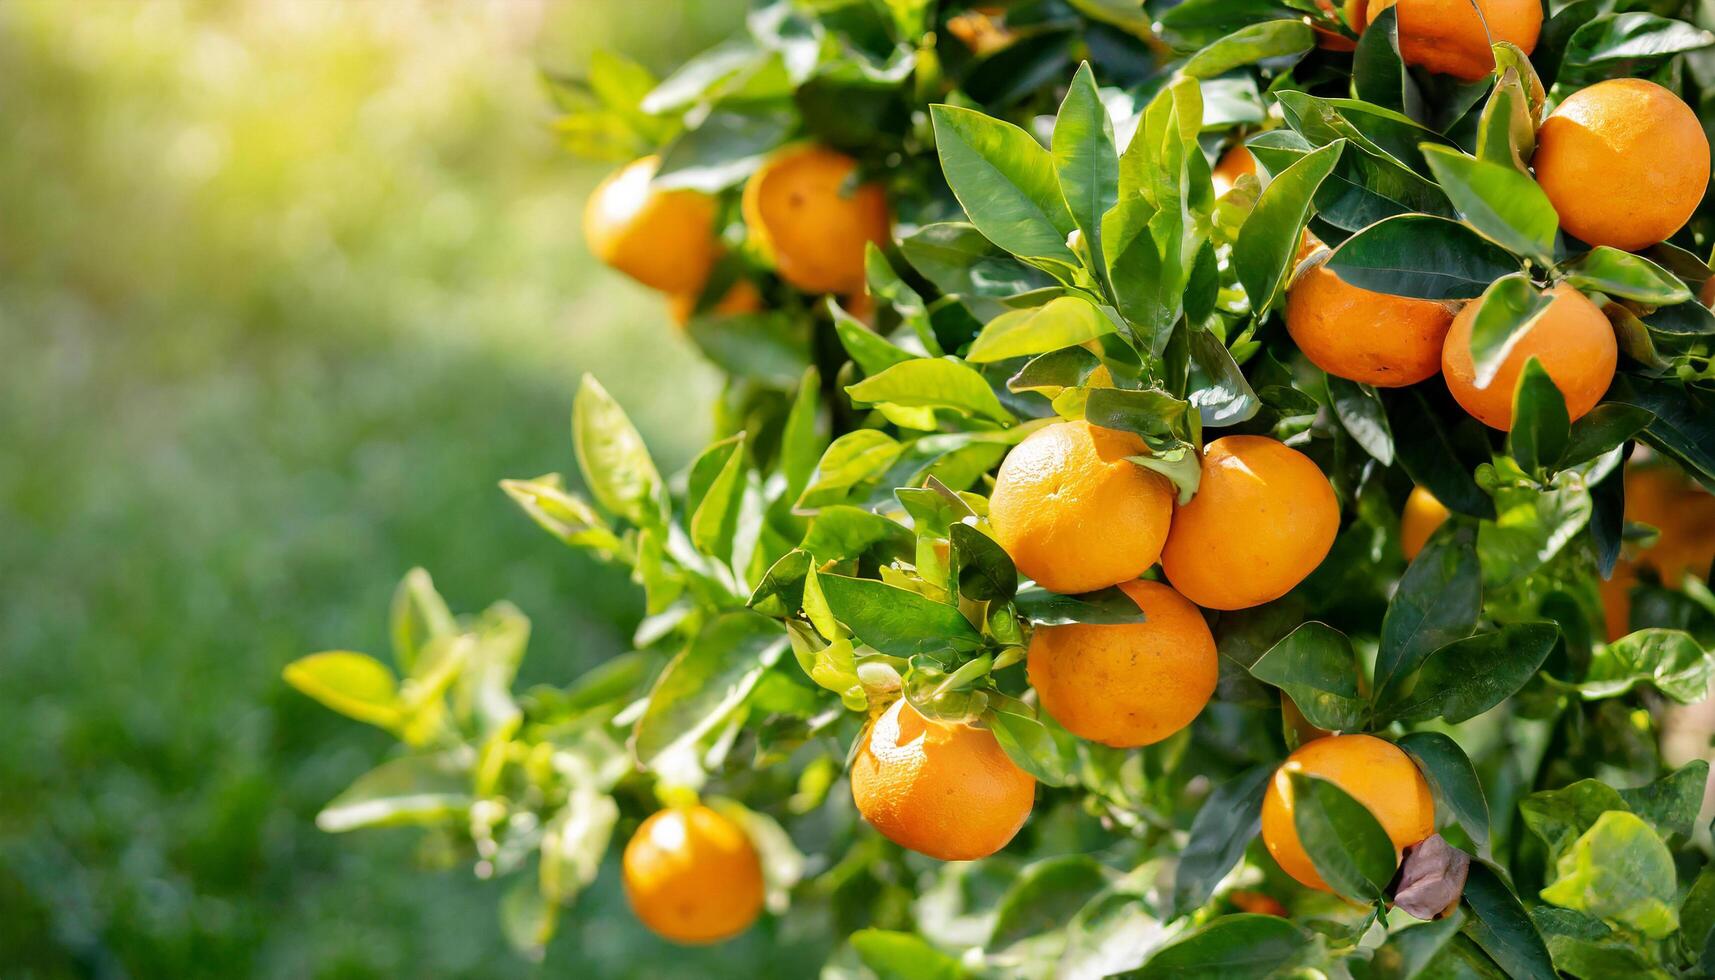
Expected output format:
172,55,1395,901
0,0,804,975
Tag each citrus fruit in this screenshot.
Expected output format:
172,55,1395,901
1366,0,1541,81
666,279,764,326
1213,144,1256,196
1534,78,1710,251
1286,257,1456,387
1026,580,1218,747
989,420,1175,596
741,145,890,295
1441,283,1616,430
850,698,1036,861
1230,890,1290,916
622,804,765,944
1260,734,1436,892
584,155,719,294
1160,436,1340,610
1399,486,1450,561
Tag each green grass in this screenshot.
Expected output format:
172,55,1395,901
0,1,814,975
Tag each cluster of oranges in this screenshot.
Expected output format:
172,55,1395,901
582,145,889,326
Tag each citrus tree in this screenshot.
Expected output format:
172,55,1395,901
285,1,1715,975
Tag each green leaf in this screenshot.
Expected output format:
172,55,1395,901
1397,732,1492,857
689,434,749,562
573,374,664,527
1520,779,1629,863
899,222,1055,303
1288,772,1398,902
1248,622,1369,732
1376,522,1480,700
948,522,1016,602
1327,214,1522,300
816,574,984,656
849,929,967,980
1560,13,1715,83
988,699,1076,787
1181,20,1314,79
1475,68,1536,173
1350,6,1410,115
780,366,824,504
685,308,811,387
1125,914,1311,979
1186,327,1262,428
1420,146,1557,265
499,474,622,554
1539,811,1678,939
845,357,1014,424
1532,908,1663,979
1381,623,1558,725
1082,386,1192,441
316,752,472,833
1008,345,1103,397
747,549,810,617
800,506,914,563
966,296,1112,363
797,429,903,509
1580,628,1715,703
1561,404,1653,470
1327,377,1394,466
1619,760,1710,841
1380,388,1496,520
1013,585,1149,625
1466,273,1554,390
1559,247,1693,305
654,108,795,192
1234,140,1343,313
284,651,403,731
1461,861,1557,980
988,856,1112,949
1508,358,1571,478
830,298,915,375
1051,63,1118,276
1361,913,1467,980
632,612,784,767
1171,765,1274,917
538,789,619,905
391,566,456,676
931,104,1077,266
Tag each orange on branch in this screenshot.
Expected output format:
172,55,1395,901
1213,144,1256,196
622,805,766,944
1260,734,1435,892
989,420,1175,596
1399,486,1450,561
850,698,1036,861
742,145,891,295
584,155,720,295
1441,284,1615,430
1160,436,1340,611
1026,580,1218,748
667,279,764,326
1286,259,1455,387
1366,0,1541,81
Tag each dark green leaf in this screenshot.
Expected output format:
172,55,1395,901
1123,914,1311,979
1234,140,1343,313
1461,861,1557,980
1380,387,1496,520
1507,358,1570,478
948,522,1016,602
1562,404,1652,470
1249,622,1369,732
1619,760,1710,841
1397,732,1491,857
1420,146,1557,265
1327,377,1393,466
1014,585,1149,625
1289,772,1398,902
816,574,984,656
1380,623,1558,725
899,222,1056,303
1377,521,1481,699
1172,765,1274,917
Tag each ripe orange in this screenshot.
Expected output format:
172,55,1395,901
1286,258,1456,387
741,145,891,295
850,698,1036,861
584,155,720,295
1624,463,1715,587
1260,734,1435,892
1026,580,1218,747
1213,145,1256,196
1441,283,1616,430
666,279,764,326
622,805,765,944
1366,0,1541,81
1399,486,1450,561
1230,890,1290,917
1160,436,1340,610
1534,79,1710,251
989,420,1175,595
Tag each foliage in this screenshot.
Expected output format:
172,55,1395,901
291,0,1715,976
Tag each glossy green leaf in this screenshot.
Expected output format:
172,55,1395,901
1475,68,1535,173
1376,521,1480,700
1013,585,1148,625
1234,139,1343,314
1420,145,1557,265
988,856,1112,949
966,296,1112,363
1289,772,1398,901
1561,403,1653,470
1248,622,1369,732
931,104,1077,265
1539,811,1678,939
1181,20,1313,79
797,429,903,509
948,522,1016,603
573,374,665,527
632,612,784,767
1461,861,1558,980
845,357,1014,424
1559,247,1693,305
1466,273,1554,389
1051,63,1118,275
816,574,984,656
1397,731,1492,857
1380,622,1558,725
850,929,967,980
1125,914,1311,979
284,651,403,731
1580,628,1715,703
1327,377,1393,466
1508,358,1570,478
1619,760,1710,841
1380,388,1495,520
1327,214,1521,301
1171,765,1274,917
316,752,472,833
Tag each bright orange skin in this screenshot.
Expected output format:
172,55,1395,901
1367,0,1541,81
1625,465,1715,587
989,420,1175,595
1286,260,1455,387
1399,486,1450,561
622,805,765,944
1230,890,1290,917
667,279,764,326
851,699,1036,861
1213,145,1256,196
1160,436,1340,611
584,155,719,295
1600,562,1637,642
742,146,891,295
1261,734,1436,892
1533,79,1710,251
1441,284,1616,431
1026,580,1218,747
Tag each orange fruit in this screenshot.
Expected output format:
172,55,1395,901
1230,890,1290,917
584,155,720,295
1026,580,1218,747
1160,436,1340,610
1260,734,1436,892
1441,283,1616,430
667,279,764,326
1624,464,1715,587
1599,562,1636,642
622,805,765,944
1213,145,1256,196
1286,258,1456,387
1366,0,1541,81
1534,79,1710,251
989,420,1174,595
742,145,891,295
850,698,1036,861
1399,486,1450,561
